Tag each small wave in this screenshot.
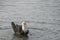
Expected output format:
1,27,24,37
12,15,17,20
26,21,60,25
28,27,48,31
56,30,60,32
0,38,6,40
0,27,10,30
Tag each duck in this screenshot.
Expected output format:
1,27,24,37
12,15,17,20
11,21,29,36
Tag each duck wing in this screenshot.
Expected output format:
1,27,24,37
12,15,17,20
11,22,17,33
15,24,22,32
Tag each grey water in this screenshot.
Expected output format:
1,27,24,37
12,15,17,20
0,0,60,40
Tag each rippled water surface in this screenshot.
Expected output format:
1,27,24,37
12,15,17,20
0,0,60,40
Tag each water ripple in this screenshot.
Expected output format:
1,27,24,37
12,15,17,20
0,27,11,30
26,21,60,25
0,38,6,40
28,27,48,31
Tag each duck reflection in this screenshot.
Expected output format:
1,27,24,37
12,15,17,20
11,34,29,40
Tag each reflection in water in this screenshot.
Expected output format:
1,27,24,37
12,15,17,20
11,34,28,40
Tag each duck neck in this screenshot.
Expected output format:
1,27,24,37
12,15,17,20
22,24,25,31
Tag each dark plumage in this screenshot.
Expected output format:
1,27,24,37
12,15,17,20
11,22,29,36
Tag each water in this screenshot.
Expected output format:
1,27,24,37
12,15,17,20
0,0,60,40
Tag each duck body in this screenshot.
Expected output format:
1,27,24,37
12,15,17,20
11,22,29,36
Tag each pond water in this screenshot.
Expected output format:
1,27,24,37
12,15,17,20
0,0,60,40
